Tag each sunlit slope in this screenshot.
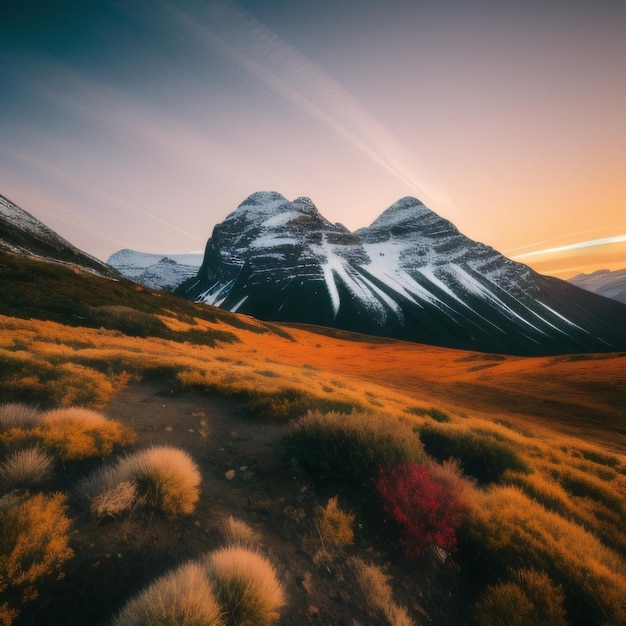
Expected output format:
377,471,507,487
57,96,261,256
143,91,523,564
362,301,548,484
1,245,624,450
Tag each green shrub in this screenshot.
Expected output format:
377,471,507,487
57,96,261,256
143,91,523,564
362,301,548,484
244,389,359,421
90,305,170,338
283,410,424,483
419,425,527,484
0,447,54,490
204,546,285,626
474,568,568,626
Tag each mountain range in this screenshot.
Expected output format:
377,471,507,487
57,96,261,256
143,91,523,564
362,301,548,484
107,249,203,291
3,190,625,356
569,268,626,305
174,191,626,356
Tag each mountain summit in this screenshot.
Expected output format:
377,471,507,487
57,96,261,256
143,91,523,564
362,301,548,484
176,192,626,355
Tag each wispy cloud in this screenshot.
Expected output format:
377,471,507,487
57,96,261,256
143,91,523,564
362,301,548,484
512,235,626,259
164,0,445,206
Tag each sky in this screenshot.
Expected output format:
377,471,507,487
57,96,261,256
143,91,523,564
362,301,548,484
1,0,624,279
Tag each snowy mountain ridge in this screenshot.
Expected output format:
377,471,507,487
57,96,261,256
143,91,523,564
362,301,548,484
107,249,203,291
176,192,626,356
568,268,626,305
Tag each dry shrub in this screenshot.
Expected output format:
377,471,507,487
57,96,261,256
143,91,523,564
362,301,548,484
223,516,262,548
0,404,42,432
350,557,414,626
0,493,73,623
112,561,224,626
35,407,137,461
474,568,568,626
0,447,54,490
316,496,355,548
89,480,138,518
205,546,285,626
79,446,201,516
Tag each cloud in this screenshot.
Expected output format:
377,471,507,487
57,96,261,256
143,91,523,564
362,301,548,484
164,0,445,206
512,235,626,260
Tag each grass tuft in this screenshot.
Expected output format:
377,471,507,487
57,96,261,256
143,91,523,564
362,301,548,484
0,447,54,490
205,546,285,626
112,561,224,626
79,446,201,516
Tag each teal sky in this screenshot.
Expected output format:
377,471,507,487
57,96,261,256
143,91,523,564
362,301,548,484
1,0,625,277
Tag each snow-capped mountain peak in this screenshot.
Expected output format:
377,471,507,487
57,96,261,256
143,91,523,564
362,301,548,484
176,192,626,356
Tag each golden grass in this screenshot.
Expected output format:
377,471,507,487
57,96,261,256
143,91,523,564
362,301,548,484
2,312,626,623
466,485,626,625
37,407,137,461
0,493,73,623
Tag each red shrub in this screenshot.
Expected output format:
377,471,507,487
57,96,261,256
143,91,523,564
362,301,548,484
374,463,464,557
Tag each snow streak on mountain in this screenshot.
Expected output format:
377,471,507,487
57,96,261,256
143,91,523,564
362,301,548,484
177,192,626,355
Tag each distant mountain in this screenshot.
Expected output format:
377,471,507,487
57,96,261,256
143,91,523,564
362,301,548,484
107,249,203,291
568,269,626,305
177,191,626,356
0,194,117,278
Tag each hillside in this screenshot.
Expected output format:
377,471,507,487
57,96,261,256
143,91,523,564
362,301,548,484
0,194,117,278
1,246,625,625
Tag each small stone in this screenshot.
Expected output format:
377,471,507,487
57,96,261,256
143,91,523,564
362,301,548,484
225,469,236,480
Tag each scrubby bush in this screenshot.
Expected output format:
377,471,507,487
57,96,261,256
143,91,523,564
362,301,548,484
283,410,424,483
316,496,355,548
0,447,54,490
79,446,201,516
0,493,73,624
112,561,224,626
205,546,285,626
374,463,466,557
350,557,414,626
474,568,568,626
419,424,528,484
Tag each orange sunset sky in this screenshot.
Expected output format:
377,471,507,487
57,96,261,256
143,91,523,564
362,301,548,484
1,0,624,279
